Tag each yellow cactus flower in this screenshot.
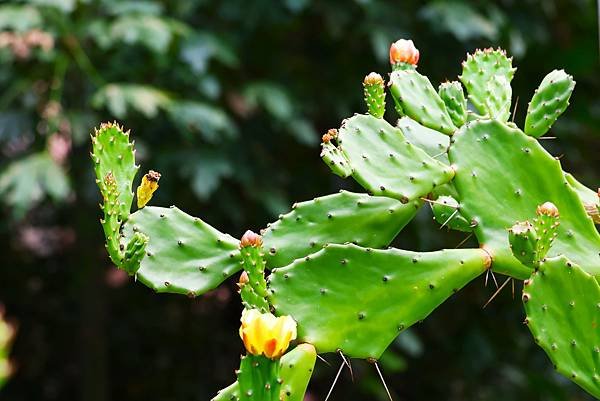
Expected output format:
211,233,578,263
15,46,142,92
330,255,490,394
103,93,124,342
136,170,161,208
239,309,297,359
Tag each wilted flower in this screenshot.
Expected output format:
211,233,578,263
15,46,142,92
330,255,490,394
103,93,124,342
136,170,161,208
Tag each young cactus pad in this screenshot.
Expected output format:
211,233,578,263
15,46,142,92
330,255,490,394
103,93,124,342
122,206,241,296
389,69,456,134
91,122,138,222
448,119,600,279
459,48,515,114
523,256,600,398
525,69,575,138
326,114,455,202
261,190,421,268
438,81,467,127
269,244,490,359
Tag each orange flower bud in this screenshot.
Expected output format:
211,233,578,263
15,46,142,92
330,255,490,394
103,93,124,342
240,230,262,248
237,271,249,289
389,39,420,66
239,309,297,359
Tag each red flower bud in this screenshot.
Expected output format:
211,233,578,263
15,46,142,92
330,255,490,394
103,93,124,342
389,39,420,66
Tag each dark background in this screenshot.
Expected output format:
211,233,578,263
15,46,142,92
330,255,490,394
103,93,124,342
0,0,599,400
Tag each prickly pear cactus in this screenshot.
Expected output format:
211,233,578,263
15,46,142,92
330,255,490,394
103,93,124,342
91,37,600,399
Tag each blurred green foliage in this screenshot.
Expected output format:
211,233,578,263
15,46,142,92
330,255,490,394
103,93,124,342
0,0,598,400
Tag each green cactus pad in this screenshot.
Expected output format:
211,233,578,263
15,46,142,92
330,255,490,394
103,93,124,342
524,70,575,138
397,117,450,164
459,48,515,114
269,244,489,359
320,141,352,178
212,344,316,401
508,221,538,268
438,81,467,127
91,122,138,221
240,245,270,312
363,73,386,119
279,344,316,401
122,231,148,275
122,206,241,296
239,354,281,401
523,256,600,399
448,119,600,279
334,114,455,202
484,75,512,122
262,191,422,269
389,70,456,134
431,195,473,232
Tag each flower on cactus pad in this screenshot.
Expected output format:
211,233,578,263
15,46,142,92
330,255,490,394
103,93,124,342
389,39,420,66
136,170,161,208
239,308,297,359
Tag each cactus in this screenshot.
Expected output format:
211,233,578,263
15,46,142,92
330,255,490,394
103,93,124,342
92,38,600,399
525,69,575,138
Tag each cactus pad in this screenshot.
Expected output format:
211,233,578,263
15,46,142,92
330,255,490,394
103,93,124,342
438,81,467,127
269,244,489,358
122,206,241,296
397,117,450,164
525,70,575,138
448,119,600,279
459,48,515,114
91,122,138,221
523,256,600,398
333,114,455,202
320,141,352,178
484,75,512,122
389,70,456,134
262,191,422,268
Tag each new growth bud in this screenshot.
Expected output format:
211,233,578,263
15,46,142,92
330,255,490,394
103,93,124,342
240,230,263,248
536,202,559,217
363,72,384,86
237,271,249,290
322,128,337,144
389,39,420,67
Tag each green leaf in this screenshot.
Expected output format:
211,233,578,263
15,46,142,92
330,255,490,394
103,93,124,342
92,84,171,119
0,152,70,218
167,101,237,142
